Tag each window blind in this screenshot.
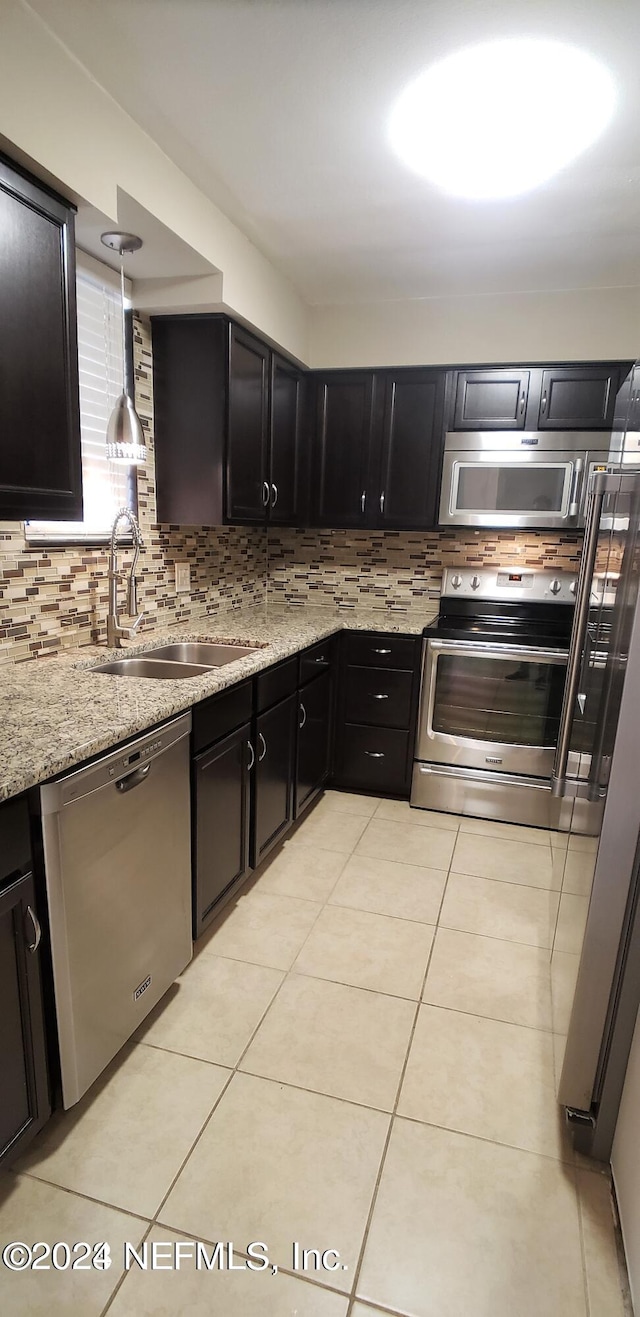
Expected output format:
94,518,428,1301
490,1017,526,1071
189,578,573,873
26,262,135,542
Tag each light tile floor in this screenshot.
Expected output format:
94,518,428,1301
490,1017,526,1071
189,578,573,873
0,792,628,1316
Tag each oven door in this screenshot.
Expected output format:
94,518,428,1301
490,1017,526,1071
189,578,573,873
416,638,569,776
439,449,584,529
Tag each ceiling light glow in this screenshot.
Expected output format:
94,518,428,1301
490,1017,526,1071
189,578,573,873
388,39,617,199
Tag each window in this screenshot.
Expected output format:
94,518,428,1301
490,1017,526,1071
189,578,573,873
26,256,136,542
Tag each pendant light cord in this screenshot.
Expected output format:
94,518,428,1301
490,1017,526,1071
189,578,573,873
120,251,127,394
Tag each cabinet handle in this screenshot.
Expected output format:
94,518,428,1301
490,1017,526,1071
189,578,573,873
262,480,270,507
247,740,255,771
361,490,366,513
271,482,278,508
541,390,548,413
371,693,389,699
314,656,326,664
364,751,385,758
380,491,385,514
26,904,42,954
373,647,391,655
258,732,267,762
519,390,525,414
299,701,307,729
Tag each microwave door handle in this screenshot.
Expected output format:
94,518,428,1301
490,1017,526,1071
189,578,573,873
552,469,608,796
567,458,583,519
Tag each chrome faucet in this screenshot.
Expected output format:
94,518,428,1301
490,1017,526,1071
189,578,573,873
107,508,145,648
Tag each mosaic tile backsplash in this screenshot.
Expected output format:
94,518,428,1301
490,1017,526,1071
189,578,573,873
0,312,589,663
266,528,583,610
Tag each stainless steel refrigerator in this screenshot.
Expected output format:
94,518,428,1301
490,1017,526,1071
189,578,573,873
552,360,640,1157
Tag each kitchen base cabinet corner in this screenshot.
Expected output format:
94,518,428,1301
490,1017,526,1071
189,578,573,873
252,692,297,867
0,799,50,1169
193,721,252,939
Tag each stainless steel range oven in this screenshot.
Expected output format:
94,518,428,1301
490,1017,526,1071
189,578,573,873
411,568,580,829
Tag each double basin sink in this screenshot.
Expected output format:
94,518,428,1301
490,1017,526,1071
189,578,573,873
93,641,263,680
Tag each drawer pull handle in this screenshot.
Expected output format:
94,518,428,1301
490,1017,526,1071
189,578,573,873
373,647,391,655
247,740,255,771
258,732,267,762
26,905,42,954
364,751,385,758
314,656,326,664
371,693,389,699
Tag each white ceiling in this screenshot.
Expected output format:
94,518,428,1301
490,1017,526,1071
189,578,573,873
27,0,640,305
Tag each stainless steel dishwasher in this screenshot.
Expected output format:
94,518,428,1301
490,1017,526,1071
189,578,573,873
40,712,192,1108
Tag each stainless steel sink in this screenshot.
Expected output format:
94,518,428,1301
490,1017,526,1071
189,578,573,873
92,639,263,679
148,642,260,666
93,658,215,679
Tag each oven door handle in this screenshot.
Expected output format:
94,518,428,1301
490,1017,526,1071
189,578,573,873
426,638,569,664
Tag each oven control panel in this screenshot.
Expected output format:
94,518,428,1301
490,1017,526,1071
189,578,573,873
441,567,578,603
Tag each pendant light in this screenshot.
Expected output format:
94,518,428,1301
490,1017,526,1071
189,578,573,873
100,231,147,465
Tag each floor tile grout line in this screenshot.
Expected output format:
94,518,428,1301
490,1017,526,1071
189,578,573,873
8,1167,154,1227
345,843,455,1313
575,1166,595,1317
100,1220,154,1317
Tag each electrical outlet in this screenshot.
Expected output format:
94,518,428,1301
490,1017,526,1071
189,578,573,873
175,563,191,593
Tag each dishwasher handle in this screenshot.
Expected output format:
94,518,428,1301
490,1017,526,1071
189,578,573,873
115,764,151,793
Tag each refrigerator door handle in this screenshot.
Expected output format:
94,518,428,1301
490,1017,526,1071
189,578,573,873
552,469,611,796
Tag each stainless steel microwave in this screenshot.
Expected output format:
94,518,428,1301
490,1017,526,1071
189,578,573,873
439,431,609,529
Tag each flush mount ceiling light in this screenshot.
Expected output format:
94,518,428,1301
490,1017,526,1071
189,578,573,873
388,39,617,200
100,230,147,465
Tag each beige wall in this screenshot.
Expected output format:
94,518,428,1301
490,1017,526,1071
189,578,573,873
308,286,640,369
0,0,310,361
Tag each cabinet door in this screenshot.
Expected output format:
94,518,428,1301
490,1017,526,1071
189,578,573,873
270,353,302,524
313,372,377,526
453,369,529,430
226,324,270,522
538,366,619,430
0,156,82,519
296,669,332,818
252,694,297,866
193,722,252,938
376,370,445,528
0,873,50,1169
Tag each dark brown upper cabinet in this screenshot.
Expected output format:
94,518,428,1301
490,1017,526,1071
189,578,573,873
226,323,270,521
537,366,619,430
269,351,304,524
453,368,530,431
449,363,630,434
0,155,82,520
313,371,378,527
376,369,445,529
312,367,446,530
152,316,304,526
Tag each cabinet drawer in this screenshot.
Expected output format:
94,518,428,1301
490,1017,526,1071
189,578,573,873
192,680,253,755
344,632,417,671
299,637,335,686
256,657,298,713
345,666,413,728
337,724,410,795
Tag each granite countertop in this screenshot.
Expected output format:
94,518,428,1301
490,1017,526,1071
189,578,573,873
0,602,437,802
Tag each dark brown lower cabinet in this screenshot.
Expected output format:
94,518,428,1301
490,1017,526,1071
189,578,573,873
252,693,297,867
333,631,421,797
0,868,50,1169
193,721,252,939
295,669,333,818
